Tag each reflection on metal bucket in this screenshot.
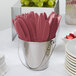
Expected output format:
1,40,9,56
18,38,56,71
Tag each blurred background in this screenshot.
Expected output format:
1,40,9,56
0,0,18,30
0,0,65,31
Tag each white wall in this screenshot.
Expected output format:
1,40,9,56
0,0,65,30
60,0,65,14
0,0,18,30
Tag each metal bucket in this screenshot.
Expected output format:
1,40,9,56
18,38,56,71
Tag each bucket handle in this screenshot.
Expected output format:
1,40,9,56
18,38,56,70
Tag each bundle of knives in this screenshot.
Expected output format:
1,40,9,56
13,11,61,42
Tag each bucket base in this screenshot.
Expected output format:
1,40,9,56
27,63,48,71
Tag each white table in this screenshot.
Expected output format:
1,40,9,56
0,15,76,76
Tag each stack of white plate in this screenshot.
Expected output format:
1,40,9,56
0,52,8,76
65,39,76,76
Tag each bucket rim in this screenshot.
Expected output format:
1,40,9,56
18,37,56,43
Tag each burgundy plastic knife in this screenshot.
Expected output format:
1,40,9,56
49,15,61,40
17,18,31,41
24,13,36,41
42,20,50,41
14,20,26,41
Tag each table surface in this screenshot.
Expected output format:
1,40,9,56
0,15,76,76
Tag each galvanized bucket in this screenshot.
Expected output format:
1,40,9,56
18,38,56,71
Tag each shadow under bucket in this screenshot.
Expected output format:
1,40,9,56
18,38,56,71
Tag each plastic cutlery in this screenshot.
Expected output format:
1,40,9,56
36,13,43,42
35,13,39,27
48,12,55,20
24,13,36,41
34,13,39,41
14,20,26,40
29,12,36,41
48,12,55,26
36,13,50,42
17,18,31,41
29,11,35,30
13,12,61,42
41,13,49,41
49,18,57,40
49,15,61,40
42,20,50,41
44,12,47,19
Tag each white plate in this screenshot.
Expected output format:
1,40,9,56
65,63,76,76
66,57,76,67
66,55,76,65
0,52,8,76
65,52,76,63
65,51,76,62
65,62,76,73
65,61,76,71
65,57,76,68
0,53,5,65
65,64,76,76
65,51,76,60
65,39,76,58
